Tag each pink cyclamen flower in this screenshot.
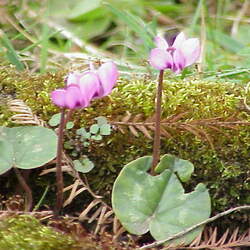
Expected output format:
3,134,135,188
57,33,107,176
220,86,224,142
51,62,118,109
149,32,200,73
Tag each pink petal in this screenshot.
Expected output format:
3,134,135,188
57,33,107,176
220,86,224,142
173,49,186,73
154,36,169,50
79,72,100,101
65,84,85,109
173,32,186,49
180,38,200,67
51,89,67,108
149,48,173,70
97,62,118,97
67,72,86,85
67,73,77,85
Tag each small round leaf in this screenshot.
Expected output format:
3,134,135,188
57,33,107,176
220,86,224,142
48,113,61,127
91,135,102,141
100,124,111,136
73,159,94,173
94,116,108,126
90,124,99,134
66,121,74,129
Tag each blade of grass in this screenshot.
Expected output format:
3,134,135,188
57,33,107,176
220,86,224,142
20,30,61,53
189,0,202,34
0,30,25,71
33,185,50,211
207,68,250,78
40,24,50,73
106,4,154,50
209,29,244,53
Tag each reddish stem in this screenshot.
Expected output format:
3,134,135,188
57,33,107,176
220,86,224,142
54,108,66,215
63,109,74,128
151,70,164,174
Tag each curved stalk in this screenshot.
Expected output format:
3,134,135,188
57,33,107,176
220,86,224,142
151,70,164,174
54,108,66,215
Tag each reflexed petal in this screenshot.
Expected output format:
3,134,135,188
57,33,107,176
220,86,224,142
67,72,86,85
149,48,173,70
173,32,186,49
173,49,186,73
51,89,67,108
180,38,200,67
67,73,77,85
79,72,100,101
65,84,85,109
97,62,118,97
154,36,169,49
75,72,87,84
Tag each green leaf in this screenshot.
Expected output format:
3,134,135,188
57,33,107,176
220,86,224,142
64,141,73,149
73,159,94,173
155,154,194,182
0,138,14,174
209,30,244,53
79,17,111,39
77,128,90,139
112,156,211,245
90,124,99,134
83,142,90,147
91,135,102,141
94,116,108,126
40,24,50,73
0,31,25,71
0,126,57,174
237,46,250,56
48,113,61,127
66,122,74,130
76,128,87,136
106,4,154,50
100,124,111,136
67,0,102,20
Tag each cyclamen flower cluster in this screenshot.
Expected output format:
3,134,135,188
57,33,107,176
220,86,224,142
51,32,200,109
51,62,118,109
149,32,200,73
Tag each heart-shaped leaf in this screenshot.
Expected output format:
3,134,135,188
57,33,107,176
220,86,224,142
73,158,94,173
0,126,57,174
112,156,211,245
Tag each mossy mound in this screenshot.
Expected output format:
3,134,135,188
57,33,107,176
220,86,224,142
0,215,77,250
0,66,249,230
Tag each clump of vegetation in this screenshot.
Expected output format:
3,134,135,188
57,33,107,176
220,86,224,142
0,67,249,228
0,215,77,250
0,0,249,248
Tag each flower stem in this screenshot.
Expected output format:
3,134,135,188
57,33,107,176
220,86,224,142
54,108,66,216
151,70,164,174
63,109,74,128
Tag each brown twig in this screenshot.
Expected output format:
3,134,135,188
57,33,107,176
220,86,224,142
140,205,250,249
54,108,66,216
151,70,164,174
13,167,33,212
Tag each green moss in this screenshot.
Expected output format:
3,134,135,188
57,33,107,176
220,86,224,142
0,215,77,250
